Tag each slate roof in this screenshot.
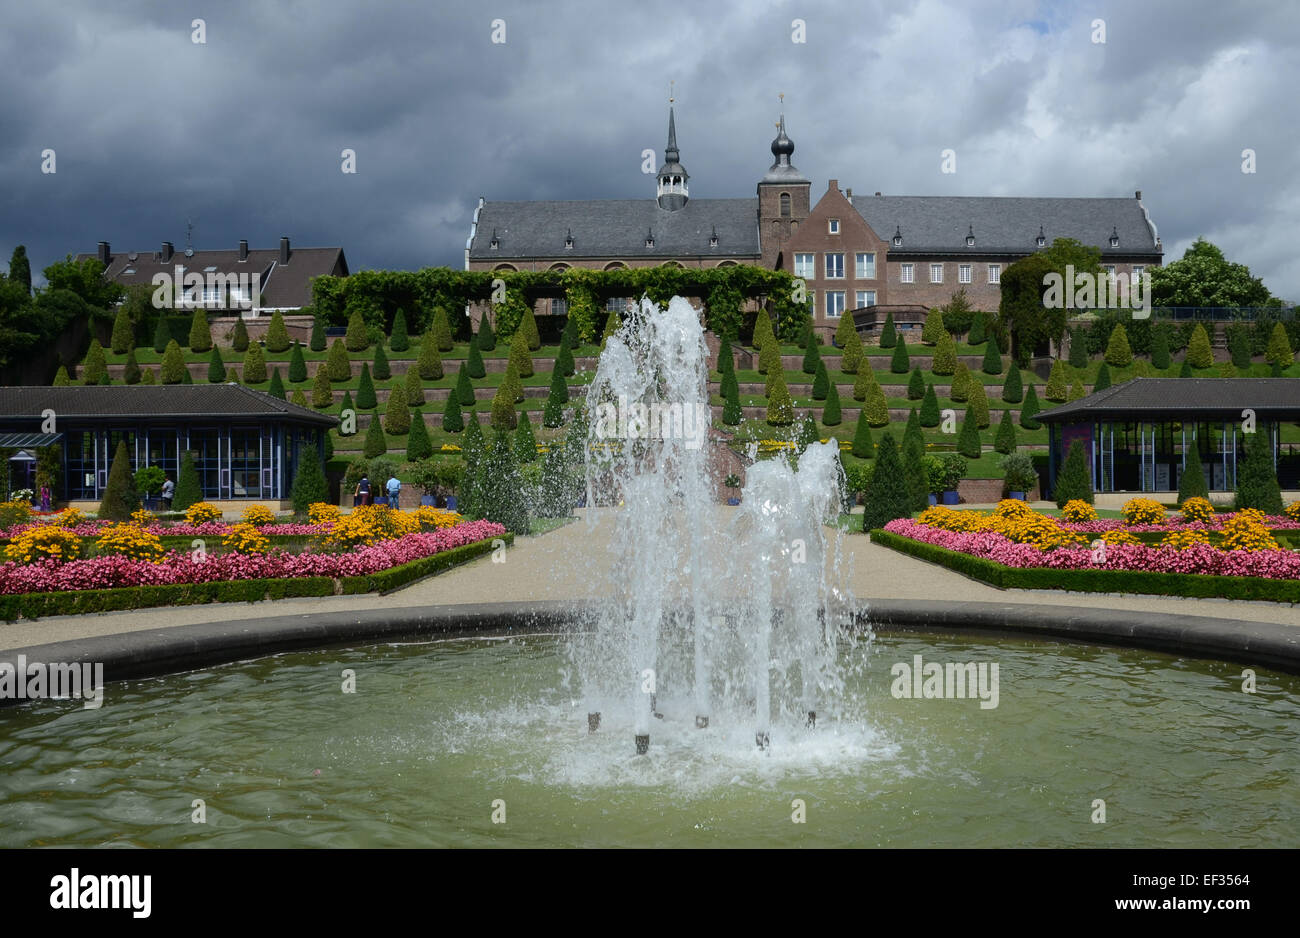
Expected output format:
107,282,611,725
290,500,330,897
75,245,348,309
856,196,1162,258
0,386,337,427
1037,378,1300,422
469,198,760,261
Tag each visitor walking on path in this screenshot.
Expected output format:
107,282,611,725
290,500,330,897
386,474,401,510
355,475,372,507
160,476,174,511
39,485,50,512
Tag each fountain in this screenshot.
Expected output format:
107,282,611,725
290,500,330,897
575,296,857,755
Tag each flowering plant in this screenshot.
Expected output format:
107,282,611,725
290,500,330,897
307,502,340,525
1060,500,1098,523
1122,498,1166,525
241,504,276,526
4,526,84,564
1179,497,1215,523
1159,529,1211,551
185,503,223,525
222,522,271,555
95,523,165,563
1285,501,1300,522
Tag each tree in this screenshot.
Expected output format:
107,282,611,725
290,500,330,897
265,309,291,353
1105,323,1133,368
1228,327,1252,370
453,362,475,407
431,307,454,351
462,332,485,380
853,362,873,401
52,364,71,386
919,383,941,427
861,432,912,532
758,332,781,376
508,327,534,378
401,363,422,406
207,346,226,383
544,368,568,427
243,344,267,384
340,389,355,417
1177,449,1210,505
1148,237,1272,309
812,360,829,400
969,311,986,345
490,381,518,430
1180,359,1194,378
312,365,332,407
1002,361,1023,403
173,450,202,511
82,339,108,384
383,381,410,435
864,378,890,427
390,308,410,352
290,449,328,513
140,367,157,385
1054,440,1094,507
152,315,171,353
956,409,982,458
419,330,445,380
8,245,31,294
98,440,137,521
890,337,909,374
478,430,530,535
851,410,874,458
823,382,842,427
1068,377,1087,401
879,311,897,348
345,310,369,351
998,239,1100,365
227,316,248,353
752,308,774,351
722,378,743,425
442,379,467,432
267,368,286,400
921,307,946,346
716,333,735,378
968,380,991,429
555,333,575,378
1068,326,1089,370
181,368,193,385
931,330,957,376
840,323,863,374
326,338,351,381
907,366,925,400
160,340,186,384
111,305,133,354
405,410,433,459
766,371,794,426
950,361,972,403
993,408,1017,454
1185,323,1214,369
348,365,373,412
519,306,541,351
1266,322,1294,368
514,409,539,463
802,331,821,375
188,308,212,353
1093,362,1112,392
309,314,326,352
477,311,496,351
1235,429,1284,514
363,413,388,457
1045,359,1068,402
902,415,929,512
1151,325,1172,370
288,341,307,383
42,254,123,310
372,343,391,381
981,332,1003,375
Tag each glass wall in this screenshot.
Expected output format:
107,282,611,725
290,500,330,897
229,427,262,499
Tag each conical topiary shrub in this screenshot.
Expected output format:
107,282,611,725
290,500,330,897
456,362,476,406
232,316,250,352
864,378,890,428
1235,428,1284,514
1152,326,1172,370
288,341,307,383
508,327,533,378
189,307,213,353
1267,322,1294,369
1002,360,1023,403
752,308,774,352
1177,448,1210,505
1093,362,1112,392
919,383,940,427
312,365,332,407
356,363,377,409
390,308,410,352
1045,359,1068,402
907,366,925,400
950,361,972,403
1019,385,1042,430
969,311,986,345
766,371,794,426
823,382,842,427
308,314,325,352
476,311,496,351
722,380,742,426
879,311,897,348
956,409,982,459
514,410,539,463
363,412,387,457
519,306,541,351
932,330,956,376
993,407,1016,454
160,340,186,384
243,344,267,384
344,310,368,352
802,331,821,375
442,391,465,434
543,368,568,428
1069,326,1089,370
1054,440,1093,507
173,450,202,511
812,360,829,400
1068,377,1086,401
383,381,409,435
111,305,133,354
555,333,575,378
1105,323,1133,368
326,338,351,381
372,343,391,381
98,440,138,521
851,409,873,459
265,309,291,353
408,409,434,457
403,365,423,406
861,432,912,532
207,346,225,383
123,349,141,385
981,333,1003,375
840,324,863,375
853,363,873,402
82,339,108,385
890,337,909,374
290,449,328,513
968,379,991,429
921,308,945,346
267,367,285,399
467,332,486,379
152,315,170,354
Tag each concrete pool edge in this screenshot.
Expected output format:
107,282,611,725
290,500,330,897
1,598,1297,705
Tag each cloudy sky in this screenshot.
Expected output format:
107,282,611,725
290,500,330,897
2,0,1298,300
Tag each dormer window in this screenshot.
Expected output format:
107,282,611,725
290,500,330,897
645,228,655,248
709,226,718,248
489,228,499,250
892,226,903,247
1109,226,1120,248
965,225,975,247
564,229,574,250
1036,226,1046,248
828,218,840,234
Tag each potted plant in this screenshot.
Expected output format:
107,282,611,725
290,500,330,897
937,453,967,505
1000,451,1037,500
923,455,943,506
133,466,166,511
724,473,741,506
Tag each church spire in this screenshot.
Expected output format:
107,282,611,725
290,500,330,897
656,91,689,211
762,94,809,183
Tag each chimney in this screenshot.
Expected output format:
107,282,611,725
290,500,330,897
279,237,290,265
875,192,882,197
160,241,173,263
828,178,839,192
846,188,853,204
1135,190,1142,200
97,241,110,264
239,239,249,261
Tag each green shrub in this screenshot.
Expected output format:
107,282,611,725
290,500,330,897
123,349,141,385
363,413,388,457
802,331,820,375
490,382,518,430
921,308,945,346
431,307,454,352
555,334,575,378
290,389,308,408
1000,451,1037,495
290,449,327,513
993,408,1017,454
969,311,986,345
356,363,377,409
508,327,533,378
864,379,890,427
851,410,873,458
173,451,202,511
758,333,781,376
288,341,307,382
390,308,410,352
544,368,568,427
752,308,774,351
1228,327,1251,369
907,366,925,400
514,410,539,463
766,371,794,426
188,308,213,353
902,420,929,512
1235,429,1283,514
1045,359,1068,402
243,344,267,384
321,338,347,382
1093,362,1112,392
1186,323,1214,369
152,315,170,354
823,383,842,426
840,324,863,375
312,365,332,407
852,363,872,402
98,440,137,521
722,381,742,426
344,310,369,351
160,340,186,384
1054,440,1093,507
418,331,444,380
1177,451,1210,505
981,333,1003,375
812,360,829,400
1151,325,1172,370
232,316,250,353
956,409,982,458
372,343,390,381
1069,326,1088,370
111,306,133,354
267,368,285,400
950,361,971,403
82,339,108,384
309,315,325,352
53,364,71,386
399,364,421,406
206,346,225,383
1019,384,1042,430
862,432,912,532
476,312,496,351
1068,377,1086,401
441,383,465,432
919,383,940,427
890,337,909,373
140,367,156,385
519,306,541,351
1266,322,1293,368
134,465,165,497
265,310,291,353
931,331,956,376
879,311,897,348
1105,323,1133,368
383,382,410,435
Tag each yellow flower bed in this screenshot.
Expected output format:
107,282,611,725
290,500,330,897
131,507,154,525
241,504,276,526
439,444,462,453
1159,529,1211,550
307,502,340,525
413,506,463,530
1097,529,1142,546
994,498,1037,519
1060,499,1097,523
917,505,988,532
95,523,165,562
1220,513,1279,552
4,526,84,564
50,506,85,527
918,502,1081,551
0,499,33,526
1285,501,1300,522
185,502,223,525
222,522,270,555
1179,497,1215,523
1121,497,1166,525
321,505,419,549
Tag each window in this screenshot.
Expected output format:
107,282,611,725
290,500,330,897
202,286,223,305
901,263,914,284
1131,265,1145,284
855,252,876,279
807,291,815,316
930,264,944,283
780,193,791,217
987,264,1001,284
551,298,568,317
824,253,844,279
856,290,877,308
230,427,263,499
794,253,815,278
1103,265,1117,279
959,264,972,284
828,218,840,234
606,296,632,311
826,292,846,318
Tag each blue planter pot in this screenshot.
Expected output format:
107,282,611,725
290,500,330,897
927,493,938,506
420,495,436,507
726,497,740,506
1009,491,1026,501
942,490,960,505
445,496,457,511
373,496,389,507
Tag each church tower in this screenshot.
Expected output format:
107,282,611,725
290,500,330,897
757,101,811,270
656,105,689,211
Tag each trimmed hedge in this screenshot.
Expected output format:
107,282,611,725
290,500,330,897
869,529,1300,603
0,534,511,620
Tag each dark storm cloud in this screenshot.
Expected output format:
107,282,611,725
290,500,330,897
1,0,1297,299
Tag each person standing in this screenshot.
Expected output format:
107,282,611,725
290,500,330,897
160,475,175,511
39,484,51,512
355,474,371,506
386,473,401,510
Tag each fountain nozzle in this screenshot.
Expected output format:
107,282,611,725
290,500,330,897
587,712,601,733
635,734,650,755
755,731,770,751
695,715,709,729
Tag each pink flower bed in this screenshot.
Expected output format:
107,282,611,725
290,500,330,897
1,520,327,539
0,521,505,594
882,518,1300,579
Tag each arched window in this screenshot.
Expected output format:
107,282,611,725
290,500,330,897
780,192,791,217
717,261,737,268
603,261,627,271
549,263,569,271
493,264,517,272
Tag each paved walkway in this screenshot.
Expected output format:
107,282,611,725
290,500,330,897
1,508,1297,651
